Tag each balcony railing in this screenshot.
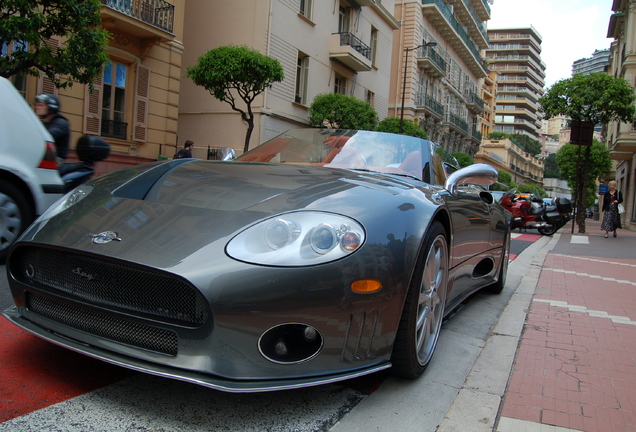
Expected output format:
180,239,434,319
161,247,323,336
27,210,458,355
418,46,447,73
101,119,128,140
336,32,371,60
447,113,468,132
102,0,174,33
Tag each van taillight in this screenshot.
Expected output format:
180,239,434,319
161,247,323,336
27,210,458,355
38,140,58,169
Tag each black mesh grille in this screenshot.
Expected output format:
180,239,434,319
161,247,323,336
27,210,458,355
10,246,208,327
27,292,178,356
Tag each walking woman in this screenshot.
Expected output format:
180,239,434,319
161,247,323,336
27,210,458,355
601,180,623,238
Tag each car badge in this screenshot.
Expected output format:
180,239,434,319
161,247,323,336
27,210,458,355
90,231,122,244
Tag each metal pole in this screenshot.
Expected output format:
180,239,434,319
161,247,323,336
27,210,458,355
399,47,410,134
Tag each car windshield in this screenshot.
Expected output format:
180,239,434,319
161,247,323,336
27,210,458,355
237,129,438,181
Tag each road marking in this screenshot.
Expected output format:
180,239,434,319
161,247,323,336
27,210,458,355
570,235,589,244
550,253,636,268
541,268,636,287
497,416,582,432
533,299,636,326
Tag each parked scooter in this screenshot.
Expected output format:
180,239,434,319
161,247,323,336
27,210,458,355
58,135,110,192
499,189,572,236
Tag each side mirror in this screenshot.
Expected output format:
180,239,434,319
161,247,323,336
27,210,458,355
444,163,498,195
219,147,235,161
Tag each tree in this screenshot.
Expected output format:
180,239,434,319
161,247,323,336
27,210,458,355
308,93,378,130
451,152,474,168
0,0,110,89
375,117,427,139
540,73,636,233
556,140,612,207
187,45,284,153
543,153,561,179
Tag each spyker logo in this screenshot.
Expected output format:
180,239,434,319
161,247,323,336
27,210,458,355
73,268,97,281
90,231,122,244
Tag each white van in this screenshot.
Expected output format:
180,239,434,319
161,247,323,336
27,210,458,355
0,77,65,261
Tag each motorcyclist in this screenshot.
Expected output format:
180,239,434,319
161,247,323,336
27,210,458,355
35,93,70,164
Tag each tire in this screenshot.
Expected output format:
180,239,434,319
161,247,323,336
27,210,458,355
0,179,33,262
485,229,511,294
537,224,557,236
391,221,448,378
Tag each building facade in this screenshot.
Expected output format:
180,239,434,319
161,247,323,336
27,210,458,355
606,0,636,231
572,48,611,76
3,0,186,174
177,0,399,157
479,69,498,139
485,26,546,141
475,138,544,186
389,0,490,157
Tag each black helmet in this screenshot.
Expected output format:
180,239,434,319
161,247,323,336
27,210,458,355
36,93,60,114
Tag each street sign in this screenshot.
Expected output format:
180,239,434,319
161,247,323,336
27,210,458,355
599,184,609,194
570,120,594,146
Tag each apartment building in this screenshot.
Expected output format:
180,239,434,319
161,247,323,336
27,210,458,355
389,0,490,157
606,1,636,230
177,0,399,156
475,138,544,186
572,48,610,76
3,0,186,173
480,69,498,139
486,26,546,141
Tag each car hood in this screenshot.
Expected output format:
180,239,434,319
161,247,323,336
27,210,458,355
22,160,428,271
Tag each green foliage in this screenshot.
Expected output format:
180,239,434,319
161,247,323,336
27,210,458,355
486,132,541,156
308,93,378,130
498,170,512,186
541,73,636,124
187,45,284,153
487,132,508,140
0,0,110,88
543,153,562,179
557,139,611,208
517,183,547,198
375,117,427,139
451,152,474,168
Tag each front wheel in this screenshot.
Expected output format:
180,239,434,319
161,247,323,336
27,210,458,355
538,224,557,236
0,179,33,262
391,221,448,378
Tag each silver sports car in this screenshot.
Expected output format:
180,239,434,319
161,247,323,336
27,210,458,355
4,129,511,393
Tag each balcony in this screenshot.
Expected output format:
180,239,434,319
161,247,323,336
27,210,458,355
470,128,482,142
101,0,175,41
445,0,489,49
466,92,485,114
421,0,487,77
416,94,445,119
446,113,469,133
101,119,128,140
416,46,447,78
329,32,372,71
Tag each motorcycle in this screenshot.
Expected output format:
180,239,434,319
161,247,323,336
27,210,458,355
499,189,572,236
59,135,110,192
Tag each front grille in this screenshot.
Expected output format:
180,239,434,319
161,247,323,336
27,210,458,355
10,246,208,327
27,292,178,355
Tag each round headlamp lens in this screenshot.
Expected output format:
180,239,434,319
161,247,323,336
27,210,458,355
265,219,298,250
310,224,337,254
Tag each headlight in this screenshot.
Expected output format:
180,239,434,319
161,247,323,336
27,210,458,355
37,184,95,222
226,211,365,266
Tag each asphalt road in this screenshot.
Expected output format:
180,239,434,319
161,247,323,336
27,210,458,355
0,232,544,432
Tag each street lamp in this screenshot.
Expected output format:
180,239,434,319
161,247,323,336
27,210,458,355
400,41,437,133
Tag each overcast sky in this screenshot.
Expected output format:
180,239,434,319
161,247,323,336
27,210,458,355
487,0,615,88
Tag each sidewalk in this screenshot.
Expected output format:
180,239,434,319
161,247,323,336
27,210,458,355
436,218,636,432
495,219,636,432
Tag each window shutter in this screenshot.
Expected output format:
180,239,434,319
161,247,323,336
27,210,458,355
83,73,103,135
37,37,60,95
133,63,150,143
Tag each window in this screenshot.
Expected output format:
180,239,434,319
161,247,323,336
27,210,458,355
102,61,129,140
365,90,374,107
84,61,150,143
334,75,346,95
338,6,351,33
295,55,309,105
2,40,29,97
299,0,313,20
370,28,378,66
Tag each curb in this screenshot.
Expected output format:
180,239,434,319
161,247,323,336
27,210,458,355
436,233,560,431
